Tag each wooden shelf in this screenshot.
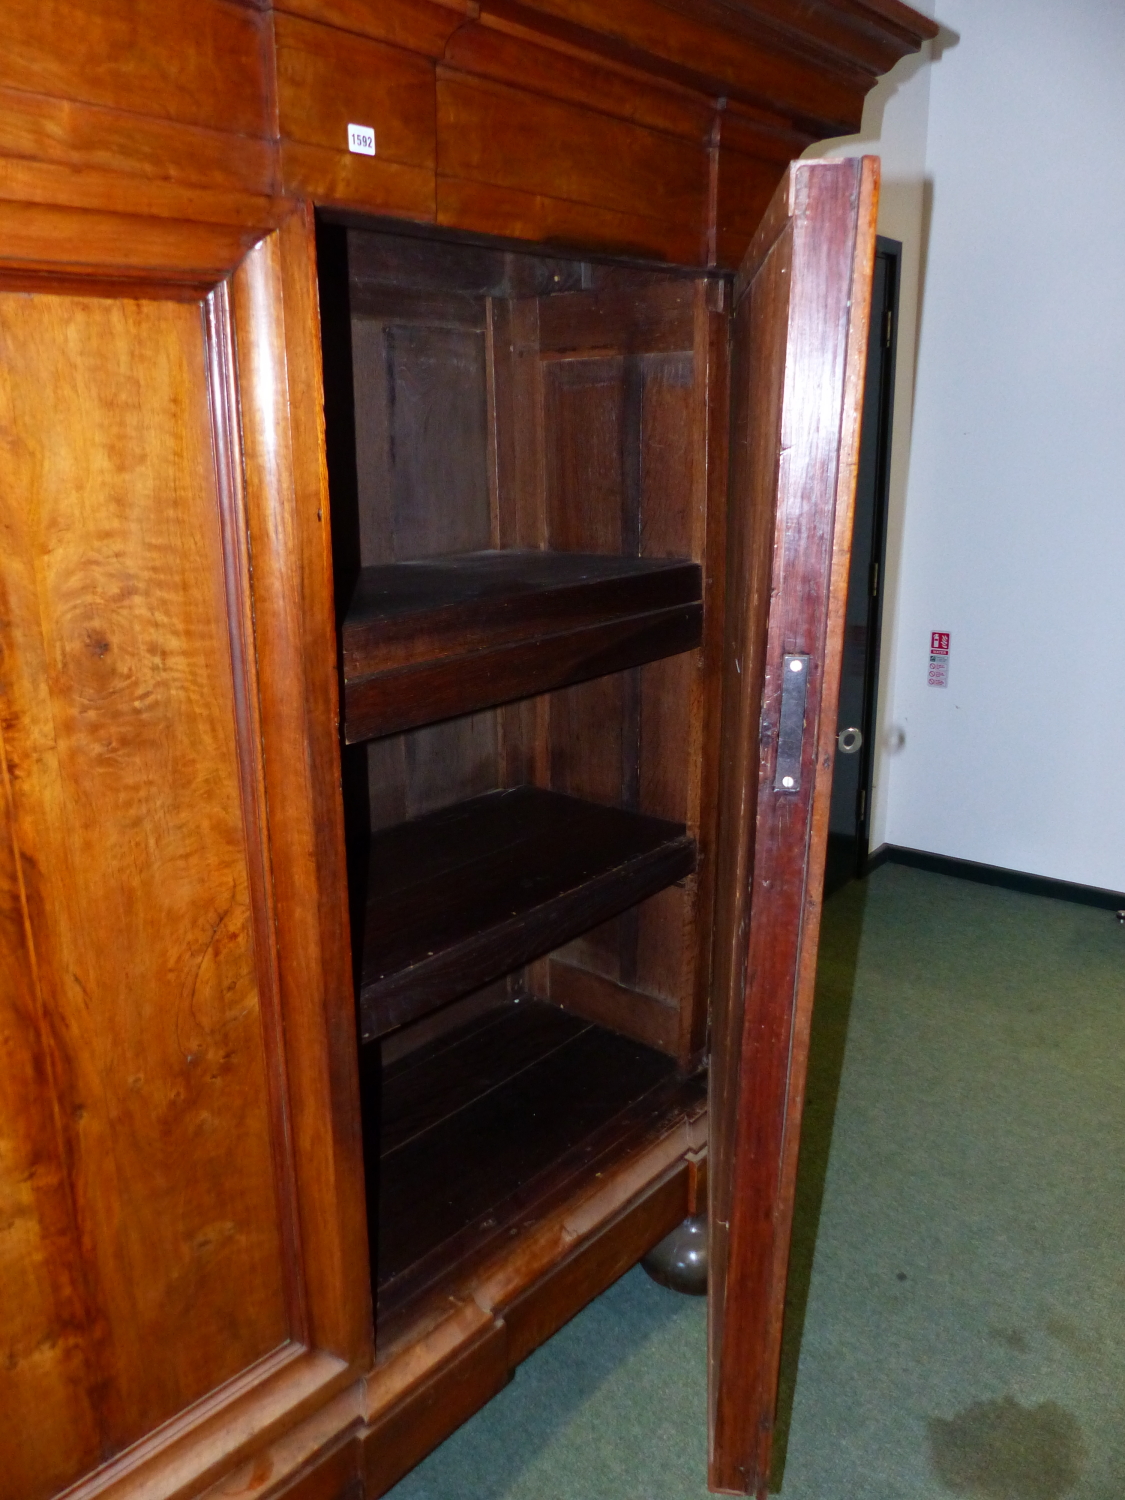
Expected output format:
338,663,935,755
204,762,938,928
375,999,704,1313
359,787,695,1042
342,550,702,742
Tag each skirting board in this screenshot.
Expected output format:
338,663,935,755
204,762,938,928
866,844,1125,913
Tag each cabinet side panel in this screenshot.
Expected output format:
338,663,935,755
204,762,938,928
0,291,290,1480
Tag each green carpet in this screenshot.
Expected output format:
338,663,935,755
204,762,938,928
388,865,1125,1499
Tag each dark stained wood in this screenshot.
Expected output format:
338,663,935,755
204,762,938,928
531,281,720,1066
374,999,697,1307
343,231,509,834
359,1110,703,1496
681,275,730,1062
708,156,880,1495
536,281,697,355
344,552,701,673
379,1001,587,1156
342,551,702,741
546,958,680,1056
359,787,695,1040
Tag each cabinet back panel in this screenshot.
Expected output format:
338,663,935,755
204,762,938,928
0,291,289,1492
539,298,704,1024
333,230,720,1060
350,236,501,831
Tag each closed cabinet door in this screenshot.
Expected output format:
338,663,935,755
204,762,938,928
0,219,369,1500
708,156,880,1496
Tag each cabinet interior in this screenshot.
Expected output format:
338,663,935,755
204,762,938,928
317,219,725,1323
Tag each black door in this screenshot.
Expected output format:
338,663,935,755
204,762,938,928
824,237,900,896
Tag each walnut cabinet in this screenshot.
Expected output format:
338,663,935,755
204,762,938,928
0,4,935,1499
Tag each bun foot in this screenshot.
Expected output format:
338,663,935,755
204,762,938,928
641,1214,708,1295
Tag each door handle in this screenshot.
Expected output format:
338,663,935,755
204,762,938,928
837,727,863,755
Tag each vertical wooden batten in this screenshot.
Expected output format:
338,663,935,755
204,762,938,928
229,215,374,1368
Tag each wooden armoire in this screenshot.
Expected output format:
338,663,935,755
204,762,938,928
0,3,936,1498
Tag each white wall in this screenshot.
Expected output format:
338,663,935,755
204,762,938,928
813,0,1125,892
802,11,935,853
883,0,1125,891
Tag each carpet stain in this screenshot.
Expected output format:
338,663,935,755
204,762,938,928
928,1396,1083,1500
1043,1313,1099,1360
987,1326,1029,1354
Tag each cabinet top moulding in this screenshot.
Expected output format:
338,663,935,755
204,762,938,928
274,0,936,267
0,0,936,281
275,0,937,128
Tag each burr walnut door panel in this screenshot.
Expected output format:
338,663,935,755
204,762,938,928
708,156,879,1496
0,223,368,1500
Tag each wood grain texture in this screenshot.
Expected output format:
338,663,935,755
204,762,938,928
0,0,284,274
436,71,710,261
0,288,288,1492
443,20,717,144
276,14,437,170
275,0,469,57
0,200,268,284
501,1162,686,1364
0,217,374,1500
0,84,275,198
231,213,373,1367
0,0,272,138
476,0,935,129
341,616,704,786
531,283,719,1065
201,1399,362,1500
707,156,879,1496
271,0,930,266
360,1318,509,1498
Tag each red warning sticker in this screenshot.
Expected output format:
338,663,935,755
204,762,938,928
929,631,950,687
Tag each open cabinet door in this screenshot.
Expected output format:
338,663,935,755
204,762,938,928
707,155,879,1495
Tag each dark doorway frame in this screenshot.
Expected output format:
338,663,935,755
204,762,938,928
825,235,901,895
